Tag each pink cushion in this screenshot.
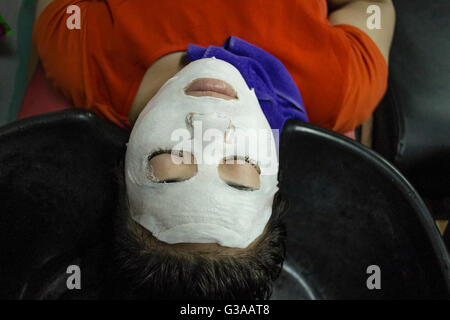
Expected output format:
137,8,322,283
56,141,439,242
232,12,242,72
18,64,72,119
344,131,356,140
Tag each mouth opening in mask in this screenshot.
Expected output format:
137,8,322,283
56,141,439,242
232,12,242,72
184,78,238,100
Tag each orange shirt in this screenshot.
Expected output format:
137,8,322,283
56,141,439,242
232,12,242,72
33,0,387,133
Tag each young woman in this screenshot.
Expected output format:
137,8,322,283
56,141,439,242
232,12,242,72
27,0,395,299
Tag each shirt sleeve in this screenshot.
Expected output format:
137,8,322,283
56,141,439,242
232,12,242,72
327,24,388,133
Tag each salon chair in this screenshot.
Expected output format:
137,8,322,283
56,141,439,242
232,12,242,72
0,110,448,299
372,0,450,242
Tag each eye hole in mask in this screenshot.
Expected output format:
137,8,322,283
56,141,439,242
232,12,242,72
147,149,197,183
218,155,261,191
146,149,260,190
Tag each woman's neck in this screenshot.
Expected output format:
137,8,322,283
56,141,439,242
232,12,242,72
129,51,189,125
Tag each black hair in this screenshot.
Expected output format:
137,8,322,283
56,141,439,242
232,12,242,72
108,158,288,300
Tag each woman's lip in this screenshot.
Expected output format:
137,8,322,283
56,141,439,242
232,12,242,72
184,78,238,100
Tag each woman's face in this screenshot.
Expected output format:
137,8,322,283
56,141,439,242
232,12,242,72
125,58,279,248
149,76,261,190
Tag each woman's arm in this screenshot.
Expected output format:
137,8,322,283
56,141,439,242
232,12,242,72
327,0,395,64
326,1,395,147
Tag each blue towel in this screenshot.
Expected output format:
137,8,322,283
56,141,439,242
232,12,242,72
187,36,309,133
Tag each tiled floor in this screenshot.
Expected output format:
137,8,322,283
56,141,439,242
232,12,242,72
436,220,449,236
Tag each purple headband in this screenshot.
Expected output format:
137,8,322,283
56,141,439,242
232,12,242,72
187,36,309,132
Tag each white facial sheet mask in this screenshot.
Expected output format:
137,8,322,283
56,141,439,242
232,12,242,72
125,58,279,248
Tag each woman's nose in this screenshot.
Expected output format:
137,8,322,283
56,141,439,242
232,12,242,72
186,112,235,143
